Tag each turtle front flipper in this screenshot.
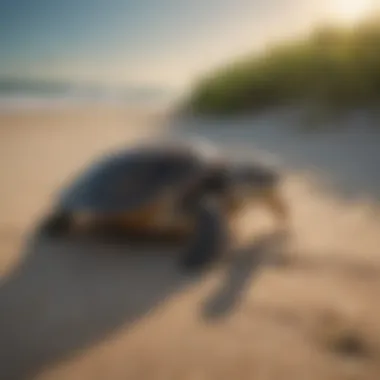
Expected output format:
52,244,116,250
179,198,229,273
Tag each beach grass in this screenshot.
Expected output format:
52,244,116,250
187,16,380,117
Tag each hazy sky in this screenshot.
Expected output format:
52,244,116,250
0,0,375,88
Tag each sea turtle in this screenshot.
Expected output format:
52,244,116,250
39,139,289,271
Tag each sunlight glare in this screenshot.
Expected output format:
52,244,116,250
329,0,373,24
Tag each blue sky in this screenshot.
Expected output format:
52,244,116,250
0,0,370,88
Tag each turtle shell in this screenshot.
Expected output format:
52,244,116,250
57,143,214,214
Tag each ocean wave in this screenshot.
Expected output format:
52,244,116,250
0,84,176,111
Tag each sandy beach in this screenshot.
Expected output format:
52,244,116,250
1,105,380,380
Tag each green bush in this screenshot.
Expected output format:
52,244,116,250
188,17,380,115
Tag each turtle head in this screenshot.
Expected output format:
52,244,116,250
231,162,289,224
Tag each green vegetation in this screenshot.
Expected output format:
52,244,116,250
188,17,380,115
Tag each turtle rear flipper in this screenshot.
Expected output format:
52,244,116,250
180,199,229,273
39,212,73,237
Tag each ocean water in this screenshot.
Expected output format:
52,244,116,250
0,81,176,110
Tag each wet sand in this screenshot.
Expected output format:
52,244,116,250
1,105,380,380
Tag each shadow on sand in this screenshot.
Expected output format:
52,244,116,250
0,227,287,380
201,230,289,321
